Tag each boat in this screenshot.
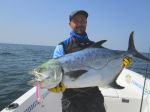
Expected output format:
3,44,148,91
1,68,150,112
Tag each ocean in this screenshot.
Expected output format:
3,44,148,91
0,43,149,110
0,43,54,110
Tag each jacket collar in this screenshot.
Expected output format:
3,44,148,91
70,31,89,43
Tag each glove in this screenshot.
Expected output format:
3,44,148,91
48,83,66,93
122,56,133,68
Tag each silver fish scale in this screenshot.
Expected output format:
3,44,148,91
58,48,124,72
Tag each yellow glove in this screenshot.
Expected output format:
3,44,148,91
48,83,66,93
122,57,133,68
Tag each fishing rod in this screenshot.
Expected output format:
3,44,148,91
139,47,150,112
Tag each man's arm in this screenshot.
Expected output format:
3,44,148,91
53,44,65,58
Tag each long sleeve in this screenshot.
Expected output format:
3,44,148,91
53,45,65,59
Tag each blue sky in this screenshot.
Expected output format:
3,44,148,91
0,0,150,52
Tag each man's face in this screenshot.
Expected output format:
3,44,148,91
69,14,87,35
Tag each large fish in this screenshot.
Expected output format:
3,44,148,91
28,32,150,89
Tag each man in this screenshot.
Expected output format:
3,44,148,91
52,10,106,112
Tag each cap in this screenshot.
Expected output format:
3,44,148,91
69,10,88,21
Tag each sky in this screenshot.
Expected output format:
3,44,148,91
0,0,150,52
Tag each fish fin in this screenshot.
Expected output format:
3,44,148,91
90,40,107,48
66,70,87,80
128,31,150,61
109,81,124,89
109,69,124,89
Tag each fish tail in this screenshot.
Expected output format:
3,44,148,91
128,31,150,61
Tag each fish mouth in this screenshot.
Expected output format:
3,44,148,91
28,70,63,88
33,69,61,81
32,69,47,82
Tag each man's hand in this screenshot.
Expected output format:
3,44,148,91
122,56,133,68
48,83,66,93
